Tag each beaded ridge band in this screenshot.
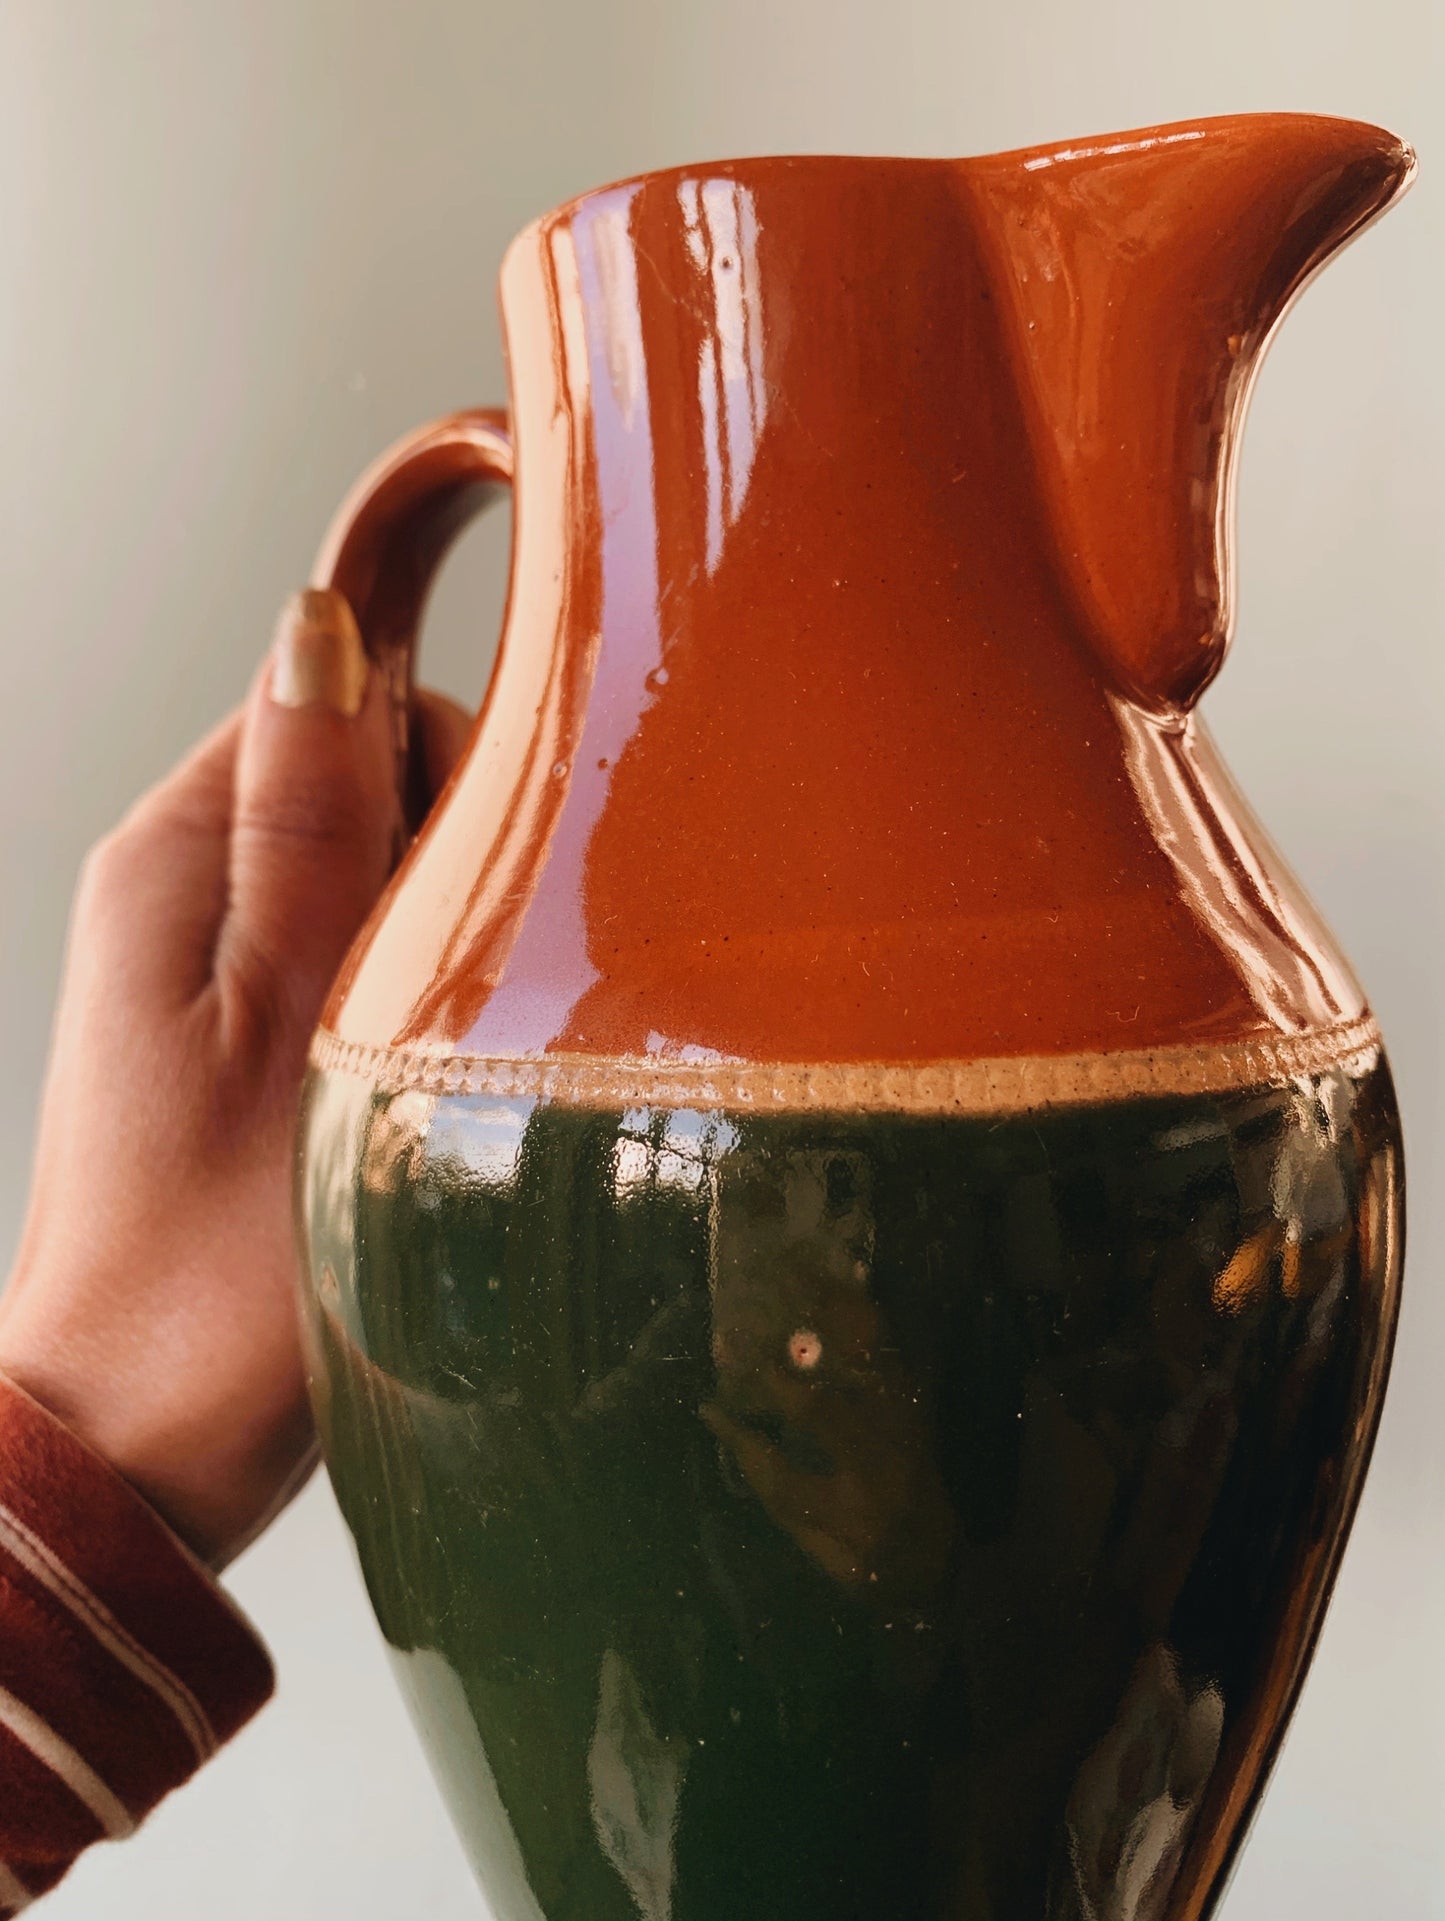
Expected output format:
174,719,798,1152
308,1013,1382,1118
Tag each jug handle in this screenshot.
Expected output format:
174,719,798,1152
309,407,513,825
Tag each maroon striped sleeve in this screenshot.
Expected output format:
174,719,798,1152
0,1372,274,1911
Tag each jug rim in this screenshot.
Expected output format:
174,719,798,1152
500,109,1414,267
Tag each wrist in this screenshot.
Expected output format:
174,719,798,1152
0,1287,312,1568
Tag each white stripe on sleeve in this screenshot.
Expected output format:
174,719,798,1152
0,1685,135,1840
0,1857,33,1912
0,1501,215,1762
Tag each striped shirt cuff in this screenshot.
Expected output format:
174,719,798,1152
0,1372,274,1911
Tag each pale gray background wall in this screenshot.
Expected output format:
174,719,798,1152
0,2,1440,1915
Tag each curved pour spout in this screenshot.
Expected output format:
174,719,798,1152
968,114,1415,710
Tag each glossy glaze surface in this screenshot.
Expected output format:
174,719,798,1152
296,113,1414,1919
300,1052,1401,1920
312,114,1412,1080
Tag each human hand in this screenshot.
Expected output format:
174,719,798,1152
0,590,470,1566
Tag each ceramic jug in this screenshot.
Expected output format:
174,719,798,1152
297,114,1412,1920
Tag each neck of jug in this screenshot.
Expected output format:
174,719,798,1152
498,160,1101,726
497,123,1412,720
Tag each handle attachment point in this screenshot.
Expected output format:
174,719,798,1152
312,408,513,815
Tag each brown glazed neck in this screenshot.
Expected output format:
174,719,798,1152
502,116,1412,713
324,116,1412,1080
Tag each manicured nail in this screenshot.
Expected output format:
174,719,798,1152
268,588,369,717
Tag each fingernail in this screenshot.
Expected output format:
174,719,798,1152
268,588,369,717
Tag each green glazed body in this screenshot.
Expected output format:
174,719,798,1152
297,1054,1401,1921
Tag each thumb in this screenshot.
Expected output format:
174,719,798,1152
221,588,398,1033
